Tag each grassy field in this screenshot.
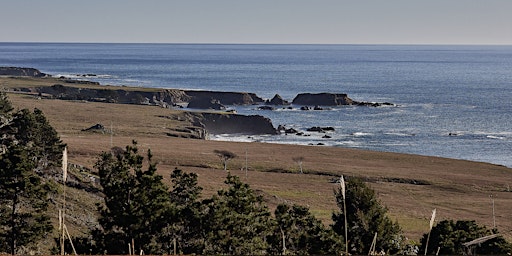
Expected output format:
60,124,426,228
3,76,512,242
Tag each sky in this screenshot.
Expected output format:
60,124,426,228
1,0,511,45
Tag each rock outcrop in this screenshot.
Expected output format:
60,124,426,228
0,67,48,77
32,84,191,107
187,98,226,110
193,112,278,135
292,93,354,106
266,94,289,105
292,92,394,107
185,91,264,106
29,84,264,110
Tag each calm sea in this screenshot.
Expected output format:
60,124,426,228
1,43,511,167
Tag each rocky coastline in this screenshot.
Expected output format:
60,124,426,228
2,67,393,137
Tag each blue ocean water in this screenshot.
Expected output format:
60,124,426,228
1,43,511,167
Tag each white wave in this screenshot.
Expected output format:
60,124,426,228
351,132,373,137
53,73,114,79
384,132,416,137
486,135,506,140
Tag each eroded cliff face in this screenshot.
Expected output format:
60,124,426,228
191,112,278,135
0,67,49,77
34,85,191,107
27,84,262,109
185,91,264,105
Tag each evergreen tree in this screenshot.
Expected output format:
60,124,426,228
203,174,272,255
0,91,13,124
94,142,173,255
332,177,403,255
0,144,53,255
1,108,64,173
419,219,512,255
268,203,342,255
163,168,205,254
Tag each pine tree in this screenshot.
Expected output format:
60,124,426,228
203,174,272,255
0,144,53,254
1,108,64,173
94,142,173,255
332,177,403,255
163,168,205,254
268,203,342,255
419,220,512,255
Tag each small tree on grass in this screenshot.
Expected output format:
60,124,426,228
292,156,304,174
214,150,237,171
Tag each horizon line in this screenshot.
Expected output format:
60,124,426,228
1,41,512,47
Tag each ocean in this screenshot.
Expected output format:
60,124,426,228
1,43,511,167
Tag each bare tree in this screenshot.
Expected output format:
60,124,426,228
292,156,305,174
214,150,237,171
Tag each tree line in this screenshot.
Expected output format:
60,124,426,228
1,92,511,255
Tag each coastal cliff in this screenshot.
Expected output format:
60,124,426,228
0,67,49,77
193,112,278,135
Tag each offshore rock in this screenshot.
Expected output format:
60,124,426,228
292,92,394,107
292,93,354,106
266,94,289,105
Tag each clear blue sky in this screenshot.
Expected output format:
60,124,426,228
1,0,511,45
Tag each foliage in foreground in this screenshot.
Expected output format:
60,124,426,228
419,219,512,255
332,177,404,255
0,92,64,254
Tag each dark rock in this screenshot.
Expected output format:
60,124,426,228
306,126,323,132
355,101,395,107
185,91,264,105
306,126,335,132
82,123,107,133
300,106,310,111
61,79,100,85
322,135,332,139
195,113,278,135
266,94,289,105
0,67,49,77
293,93,354,106
187,98,226,110
258,106,275,110
284,128,298,134
313,105,324,110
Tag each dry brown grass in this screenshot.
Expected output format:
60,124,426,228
4,77,512,242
